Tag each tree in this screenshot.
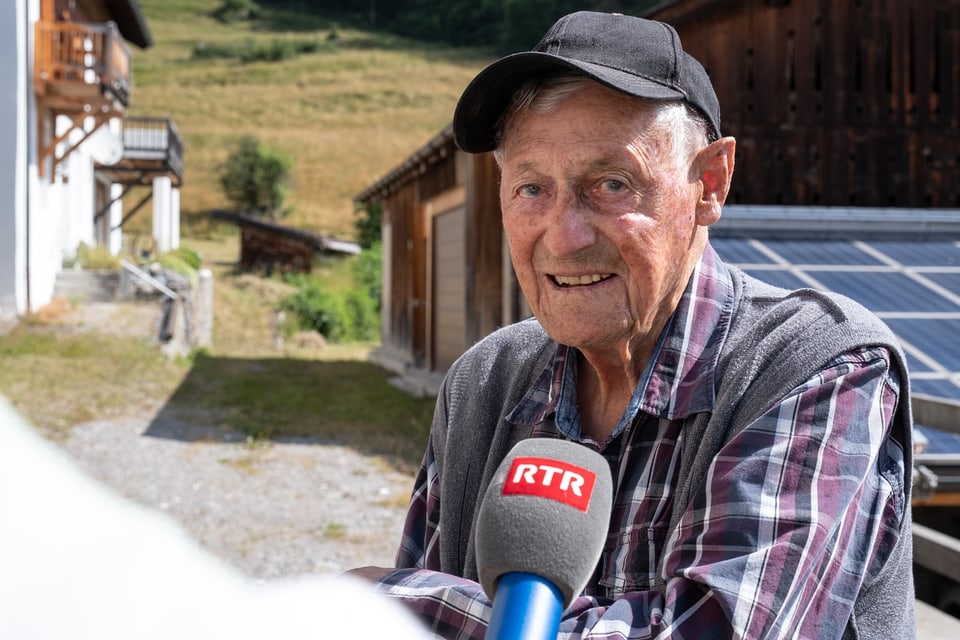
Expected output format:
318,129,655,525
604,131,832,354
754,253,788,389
219,136,292,220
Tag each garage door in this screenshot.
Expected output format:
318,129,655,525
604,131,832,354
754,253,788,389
433,206,466,371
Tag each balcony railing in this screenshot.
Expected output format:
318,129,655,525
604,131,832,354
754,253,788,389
121,117,184,183
34,20,132,109
94,117,185,187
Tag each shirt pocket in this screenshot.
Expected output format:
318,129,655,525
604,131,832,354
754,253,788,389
598,522,671,597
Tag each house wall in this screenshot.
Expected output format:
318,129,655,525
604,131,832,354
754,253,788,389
1,0,145,316
0,0,25,316
22,113,103,312
0,0,36,317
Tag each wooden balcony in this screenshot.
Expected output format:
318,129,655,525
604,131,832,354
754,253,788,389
34,20,132,112
96,117,185,187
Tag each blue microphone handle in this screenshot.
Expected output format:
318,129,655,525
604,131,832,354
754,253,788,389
486,572,564,640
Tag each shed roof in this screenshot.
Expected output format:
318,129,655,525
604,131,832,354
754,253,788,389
211,211,361,255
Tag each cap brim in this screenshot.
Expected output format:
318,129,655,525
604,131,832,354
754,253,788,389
452,51,687,153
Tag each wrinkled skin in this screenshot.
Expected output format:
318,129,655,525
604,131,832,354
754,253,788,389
498,83,736,440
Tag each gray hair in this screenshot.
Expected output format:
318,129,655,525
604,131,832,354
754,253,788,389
493,73,713,167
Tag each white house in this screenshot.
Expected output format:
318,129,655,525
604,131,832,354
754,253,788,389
0,0,183,319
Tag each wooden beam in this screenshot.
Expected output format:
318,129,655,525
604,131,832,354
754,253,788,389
38,111,110,179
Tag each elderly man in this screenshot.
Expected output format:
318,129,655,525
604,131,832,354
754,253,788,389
352,11,914,639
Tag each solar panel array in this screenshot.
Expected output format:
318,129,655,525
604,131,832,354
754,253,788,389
712,238,960,402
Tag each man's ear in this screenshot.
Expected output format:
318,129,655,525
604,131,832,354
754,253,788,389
694,137,736,227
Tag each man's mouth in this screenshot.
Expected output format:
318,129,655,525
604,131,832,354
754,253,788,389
551,273,614,287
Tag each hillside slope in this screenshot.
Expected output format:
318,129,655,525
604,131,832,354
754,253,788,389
130,0,491,239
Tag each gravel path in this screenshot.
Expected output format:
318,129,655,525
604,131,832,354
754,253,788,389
61,410,415,579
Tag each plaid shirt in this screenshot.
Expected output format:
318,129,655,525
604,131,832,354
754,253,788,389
376,245,906,639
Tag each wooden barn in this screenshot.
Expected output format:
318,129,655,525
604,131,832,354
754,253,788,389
355,126,520,389
356,0,960,391
653,0,960,209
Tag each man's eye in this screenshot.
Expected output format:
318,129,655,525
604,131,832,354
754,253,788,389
518,184,542,197
601,179,627,193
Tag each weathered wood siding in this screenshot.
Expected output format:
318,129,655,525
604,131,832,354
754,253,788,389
381,185,425,366
652,0,960,208
465,152,505,342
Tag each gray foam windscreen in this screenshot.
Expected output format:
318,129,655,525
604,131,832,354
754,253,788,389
474,438,613,608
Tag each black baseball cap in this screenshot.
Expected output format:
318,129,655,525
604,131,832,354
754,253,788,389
452,11,722,153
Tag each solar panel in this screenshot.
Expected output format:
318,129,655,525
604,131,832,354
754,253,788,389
712,234,960,407
711,238,776,264
811,271,960,313
743,269,811,291
923,272,960,297
916,425,960,455
912,378,960,399
756,240,885,265
861,241,960,267
885,318,960,369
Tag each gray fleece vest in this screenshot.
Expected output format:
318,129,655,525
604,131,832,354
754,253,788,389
430,266,914,639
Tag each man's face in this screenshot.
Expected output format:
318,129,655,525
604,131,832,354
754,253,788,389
498,82,707,357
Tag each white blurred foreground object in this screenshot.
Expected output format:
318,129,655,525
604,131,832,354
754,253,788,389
0,395,427,639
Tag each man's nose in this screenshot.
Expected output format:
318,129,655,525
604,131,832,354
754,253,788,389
542,191,596,257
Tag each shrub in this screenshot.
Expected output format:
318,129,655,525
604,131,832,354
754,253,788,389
169,246,203,271
219,136,292,220
352,242,382,311
212,0,260,24
282,277,345,341
192,37,331,63
281,270,380,343
66,243,120,270
158,252,199,287
354,201,381,249
341,288,379,341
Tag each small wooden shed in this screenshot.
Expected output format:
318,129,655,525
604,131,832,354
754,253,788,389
212,211,360,273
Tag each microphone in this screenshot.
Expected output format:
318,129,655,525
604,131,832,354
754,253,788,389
475,438,613,640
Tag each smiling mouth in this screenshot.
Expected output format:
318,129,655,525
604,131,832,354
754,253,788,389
551,273,614,287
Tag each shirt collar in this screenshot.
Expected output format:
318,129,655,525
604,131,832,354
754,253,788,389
506,243,735,430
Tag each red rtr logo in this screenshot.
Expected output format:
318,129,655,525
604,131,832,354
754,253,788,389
502,457,597,512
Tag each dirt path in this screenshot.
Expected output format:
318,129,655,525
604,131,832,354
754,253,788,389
62,409,414,578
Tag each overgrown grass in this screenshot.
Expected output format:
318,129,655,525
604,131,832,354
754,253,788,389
126,0,492,239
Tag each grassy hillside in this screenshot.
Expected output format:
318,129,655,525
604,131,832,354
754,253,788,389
129,0,492,239
0,3,487,471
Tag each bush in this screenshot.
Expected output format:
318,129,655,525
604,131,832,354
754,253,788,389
192,37,331,63
158,253,199,287
66,243,120,270
212,0,261,24
281,271,379,343
352,242,382,311
219,136,292,220
169,246,203,271
341,288,379,341
354,201,381,249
